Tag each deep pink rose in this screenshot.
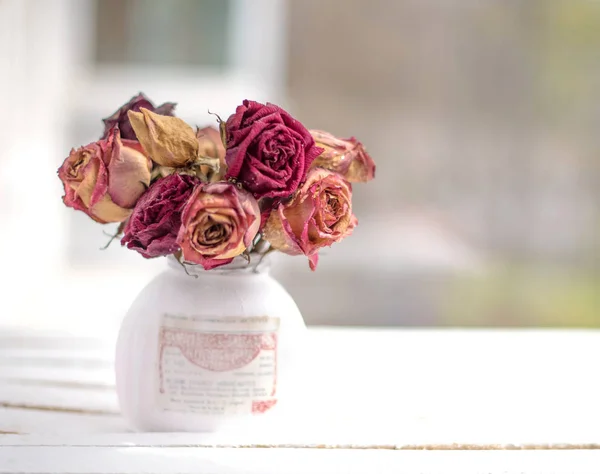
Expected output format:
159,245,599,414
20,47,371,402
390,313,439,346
58,128,152,223
177,182,260,270
263,168,357,270
102,92,176,140
121,174,200,258
224,100,322,200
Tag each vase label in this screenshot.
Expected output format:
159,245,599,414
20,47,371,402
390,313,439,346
157,313,279,415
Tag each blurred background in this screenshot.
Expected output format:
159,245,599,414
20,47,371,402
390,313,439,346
0,0,599,336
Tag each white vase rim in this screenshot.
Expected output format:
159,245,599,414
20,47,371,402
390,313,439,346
166,253,272,276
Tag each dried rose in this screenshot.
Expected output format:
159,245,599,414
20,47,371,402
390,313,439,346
224,100,323,199
197,126,225,162
121,174,200,258
128,108,198,168
101,93,175,140
176,182,260,270
310,130,375,183
58,128,152,223
146,126,225,182
196,126,226,180
263,167,356,270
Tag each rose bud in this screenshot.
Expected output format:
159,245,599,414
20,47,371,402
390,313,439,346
196,126,226,181
197,126,225,162
310,130,375,183
224,100,323,199
263,167,356,271
176,182,260,270
128,108,199,168
58,128,152,223
101,92,175,140
121,174,200,258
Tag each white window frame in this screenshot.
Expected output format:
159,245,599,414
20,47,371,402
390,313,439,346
0,0,288,274
68,0,289,124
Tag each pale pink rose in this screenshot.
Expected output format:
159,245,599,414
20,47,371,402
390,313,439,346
58,128,152,223
310,130,375,182
263,167,357,270
176,182,260,270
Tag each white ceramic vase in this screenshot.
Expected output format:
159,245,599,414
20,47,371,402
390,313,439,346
115,255,306,432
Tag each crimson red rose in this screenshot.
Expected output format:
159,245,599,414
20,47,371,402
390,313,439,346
121,174,200,258
224,100,322,200
102,92,176,141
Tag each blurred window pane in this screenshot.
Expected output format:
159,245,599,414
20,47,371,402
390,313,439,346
95,0,231,67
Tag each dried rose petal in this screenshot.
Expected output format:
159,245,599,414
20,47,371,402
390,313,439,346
128,108,199,168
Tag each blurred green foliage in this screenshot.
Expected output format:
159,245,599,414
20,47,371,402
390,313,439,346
441,263,600,327
535,1,600,124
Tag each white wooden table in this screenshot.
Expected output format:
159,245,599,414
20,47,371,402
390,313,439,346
1,328,600,473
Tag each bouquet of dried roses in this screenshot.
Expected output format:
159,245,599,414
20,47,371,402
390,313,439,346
58,93,375,271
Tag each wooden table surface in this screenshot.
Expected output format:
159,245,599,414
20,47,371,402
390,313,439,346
1,327,600,473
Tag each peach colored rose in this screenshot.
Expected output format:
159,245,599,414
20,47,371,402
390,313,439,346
263,167,356,270
176,182,260,270
58,128,152,223
310,130,375,182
